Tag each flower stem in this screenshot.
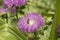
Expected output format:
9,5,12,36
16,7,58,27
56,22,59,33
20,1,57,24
49,0,60,40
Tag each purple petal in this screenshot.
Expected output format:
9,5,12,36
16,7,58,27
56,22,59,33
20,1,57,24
11,6,16,14
0,8,7,13
18,0,27,6
4,0,13,7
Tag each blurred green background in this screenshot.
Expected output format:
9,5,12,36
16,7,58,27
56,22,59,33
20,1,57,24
0,0,59,40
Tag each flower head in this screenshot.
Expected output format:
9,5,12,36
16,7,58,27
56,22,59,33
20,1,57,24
0,0,27,14
4,0,27,7
18,12,45,32
57,26,60,36
58,29,60,33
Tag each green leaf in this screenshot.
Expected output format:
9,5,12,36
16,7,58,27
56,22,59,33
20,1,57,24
57,38,60,40
0,31,20,40
9,19,28,40
49,0,60,40
0,17,28,40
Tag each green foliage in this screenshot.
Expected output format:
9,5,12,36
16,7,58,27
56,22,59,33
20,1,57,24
0,0,56,40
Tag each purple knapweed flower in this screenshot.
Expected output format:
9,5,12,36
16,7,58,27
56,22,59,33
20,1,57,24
4,0,26,7
57,26,60,36
57,28,60,36
58,29,60,33
0,0,27,14
18,12,45,32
